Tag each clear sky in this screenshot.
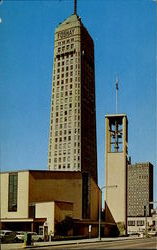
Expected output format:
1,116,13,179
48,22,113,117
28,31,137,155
1,0,156,200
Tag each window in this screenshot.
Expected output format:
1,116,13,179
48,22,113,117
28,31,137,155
8,173,18,212
137,220,144,226
128,221,135,226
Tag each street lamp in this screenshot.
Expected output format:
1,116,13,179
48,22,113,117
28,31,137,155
98,185,118,240
144,205,148,237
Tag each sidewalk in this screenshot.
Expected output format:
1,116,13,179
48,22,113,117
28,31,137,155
1,235,139,249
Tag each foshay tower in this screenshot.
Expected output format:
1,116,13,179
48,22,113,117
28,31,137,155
48,1,97,183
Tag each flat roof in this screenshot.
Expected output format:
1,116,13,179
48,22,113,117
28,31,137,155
30,200,73,205
105,113,127,118
1,169,82,174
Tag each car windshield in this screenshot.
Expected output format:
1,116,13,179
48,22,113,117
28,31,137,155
0,232,5,236
5,232,12,235
0,231,11,236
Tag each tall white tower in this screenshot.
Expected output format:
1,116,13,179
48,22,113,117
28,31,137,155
105,114,128,235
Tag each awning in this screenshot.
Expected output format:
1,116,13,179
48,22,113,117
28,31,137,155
1,218,46,223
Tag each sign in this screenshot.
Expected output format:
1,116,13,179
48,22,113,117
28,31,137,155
88,225,92,233
58,28,75,40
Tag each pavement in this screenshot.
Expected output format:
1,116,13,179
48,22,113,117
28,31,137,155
1,235,140,249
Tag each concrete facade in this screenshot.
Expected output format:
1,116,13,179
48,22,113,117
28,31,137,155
105,114,128,235
1,171,29,219
35,201,73,236
48,14,97,183
127,162,153,217
0,170,99,236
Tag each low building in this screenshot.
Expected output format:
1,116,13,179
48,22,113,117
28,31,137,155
127,212,157,235
0,170,100,237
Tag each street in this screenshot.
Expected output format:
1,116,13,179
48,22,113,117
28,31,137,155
29,238,157,250
2,237,156,250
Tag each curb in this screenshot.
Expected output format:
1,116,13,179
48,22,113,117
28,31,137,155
23,236,141,248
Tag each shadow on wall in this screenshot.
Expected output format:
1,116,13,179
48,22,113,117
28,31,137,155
104,202,120,237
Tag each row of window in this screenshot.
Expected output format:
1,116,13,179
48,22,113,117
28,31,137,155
54,65,74,73
53,155,80,162
53,148,80,155
50,141,80,150
53,109,80,118
49,157,80,164
54,95,80,102
128,175,148,179
52,106,76,114
55,89,80,98
54,55,79,65
56,62,80,69
54,58,75,67
58,38,74,46
51,115,80,124
53,102,79,111
53,128,80,136
128,220,145,226
48,162,80,170
54,71,74,78
49,136,80,146
57,43,74,53
54,52,78,62
50,121,80,130
54,78,80,87
53,70,80,80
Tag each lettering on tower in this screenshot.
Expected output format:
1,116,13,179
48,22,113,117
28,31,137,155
57,28,75,40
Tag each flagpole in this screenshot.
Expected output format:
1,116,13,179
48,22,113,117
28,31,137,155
115,76,119,114
74,0,77,14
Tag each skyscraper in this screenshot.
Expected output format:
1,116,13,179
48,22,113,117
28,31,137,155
48,6,97,183
128,162,153,217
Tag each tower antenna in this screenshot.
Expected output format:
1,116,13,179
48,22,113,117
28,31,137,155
74,0,77,14
115,75,119,114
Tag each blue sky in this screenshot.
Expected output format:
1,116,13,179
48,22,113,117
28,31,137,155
0,0,156,200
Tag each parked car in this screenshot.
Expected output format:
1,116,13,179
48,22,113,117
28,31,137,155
148,231,157,236
0,230,16,243
15,231,26,242
15,231,43,242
